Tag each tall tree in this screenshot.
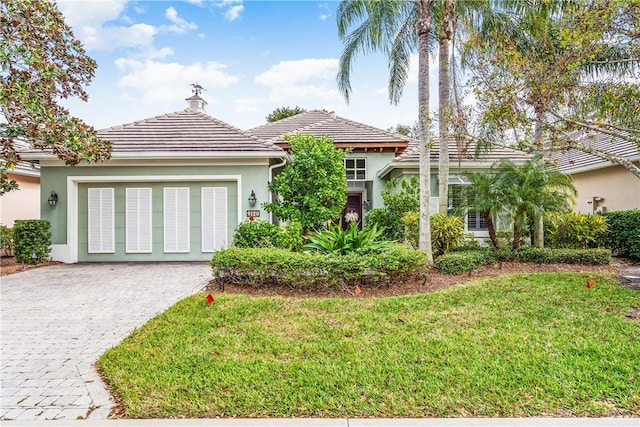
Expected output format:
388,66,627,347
463,1,640,178
436,0,456,215
337,0,434,264
266,106,307,123
0,0,111,195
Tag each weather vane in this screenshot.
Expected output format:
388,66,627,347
191,83,205,96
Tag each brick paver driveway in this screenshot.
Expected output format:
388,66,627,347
0,262,211,421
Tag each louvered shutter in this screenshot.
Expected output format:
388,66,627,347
201,187,227,252
126,188,152,253
88,188,114,253
164,187,190,253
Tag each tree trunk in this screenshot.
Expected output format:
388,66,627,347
437,0,455,215
512,221,522,250
483,211,500,250
417,0,433,265
533,214,544,248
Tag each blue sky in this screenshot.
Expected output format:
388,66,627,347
58,0,438,131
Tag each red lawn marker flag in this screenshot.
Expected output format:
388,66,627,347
586,280,592,289
354,285,362,295
206,293,214,304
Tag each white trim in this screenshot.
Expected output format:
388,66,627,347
60,174,242,263
21,151,287,161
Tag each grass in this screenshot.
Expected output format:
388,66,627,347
97,272,640,418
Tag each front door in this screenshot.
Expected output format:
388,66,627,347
342,193,362,229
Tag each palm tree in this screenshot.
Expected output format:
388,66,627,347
454,169,508,250
337,0,434,264
496,157,576,249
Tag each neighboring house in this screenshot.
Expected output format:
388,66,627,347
22,95,531,263
555,132,640,214
0,162,41,226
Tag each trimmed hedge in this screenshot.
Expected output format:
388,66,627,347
232,220,303,251
434,247,612,275
210,245,427,289
0,225,13,256
14,220,51,263
600,210,640,260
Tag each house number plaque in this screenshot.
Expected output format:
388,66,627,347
246,210,261,218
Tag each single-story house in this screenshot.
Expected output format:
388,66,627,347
0,162,41,226
22,94,531,263
555,132,640,214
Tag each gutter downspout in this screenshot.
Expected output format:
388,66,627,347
268,156,288,223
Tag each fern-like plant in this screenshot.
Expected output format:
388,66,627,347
303,222,394,255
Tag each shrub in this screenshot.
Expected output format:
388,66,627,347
13,220,51,263
0,225,13,256
232,220,302,251
365,208,401,241
545,212,607,249
211,245,427,290
600,210,640,260
434,251,490,275
303,222,394,255
401,212,464,255
512,247,611,265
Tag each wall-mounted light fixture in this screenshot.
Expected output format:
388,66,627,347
362,199,371,210
48,191,58,207
248,190,257,207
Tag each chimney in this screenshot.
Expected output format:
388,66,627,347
186,83,207,112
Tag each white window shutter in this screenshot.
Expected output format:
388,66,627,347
164,187,190,253
88,188,114,253
202,187,227,252
126,188,152,253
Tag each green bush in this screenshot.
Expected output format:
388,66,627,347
0,225,13,256
303,222,393,255
211,245,427,289
434,251,491,275
546,212,607,249
435,247,611,274
401,212,464,255
512,247,612,265
232,220,302,251
600,210,640,260
365,207,402,241
13,220,51,263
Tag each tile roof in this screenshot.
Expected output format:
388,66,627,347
247,110,413,152
554,131,639,173
98,109,282,153
393,139,531,164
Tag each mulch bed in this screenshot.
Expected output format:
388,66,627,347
0,256,61,276
209,260,631,299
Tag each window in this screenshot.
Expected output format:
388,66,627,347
88,188,114,253
126,188,152,253
164,187,190,253
201,187,227,252
345,158,366,180
448,184,487,232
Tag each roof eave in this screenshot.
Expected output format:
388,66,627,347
20,151,288,161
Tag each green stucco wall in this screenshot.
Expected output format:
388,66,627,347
41,163,271,261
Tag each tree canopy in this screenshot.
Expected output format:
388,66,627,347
264,133,347,232
0,0,111,195
266,106,307,123
463,1,640,178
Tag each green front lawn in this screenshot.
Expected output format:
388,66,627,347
98,272,640,418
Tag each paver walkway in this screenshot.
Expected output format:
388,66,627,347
0,262,211,422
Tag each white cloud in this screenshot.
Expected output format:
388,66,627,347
225,5,244,21
115,59,239,105
318,13,331,21
80,23,157,51
255,58,340,102
163,7,198,34
216,0,244,21
58,0,127,26
184,0,204,5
